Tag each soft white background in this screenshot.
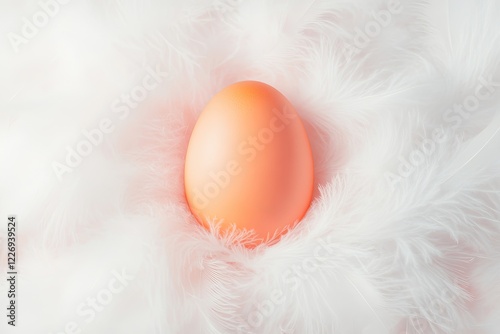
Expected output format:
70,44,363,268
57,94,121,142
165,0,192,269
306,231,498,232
1,0,500,333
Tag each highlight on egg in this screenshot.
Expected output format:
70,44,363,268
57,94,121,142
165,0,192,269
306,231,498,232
184,81,314,244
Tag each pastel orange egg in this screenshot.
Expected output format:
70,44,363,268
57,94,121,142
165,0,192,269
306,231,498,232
184,81,314,243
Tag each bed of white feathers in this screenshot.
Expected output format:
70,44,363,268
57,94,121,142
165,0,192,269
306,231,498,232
1,0,500,333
